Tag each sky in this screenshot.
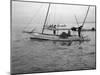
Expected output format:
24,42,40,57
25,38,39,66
12,0,95,31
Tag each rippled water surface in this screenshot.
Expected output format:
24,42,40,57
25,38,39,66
11,25,96,74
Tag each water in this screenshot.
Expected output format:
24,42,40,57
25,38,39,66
11,24,96,74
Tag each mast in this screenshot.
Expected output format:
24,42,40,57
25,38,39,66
42,3,51,34
77,6,90,38
81,6,90,27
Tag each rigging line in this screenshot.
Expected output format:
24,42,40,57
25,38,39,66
23,4,43,31
42,3,51,34
54,4,57,25
74,15,79,26
25,5,42,30
53,4,55,25
81,6,90,27
29,4,44,32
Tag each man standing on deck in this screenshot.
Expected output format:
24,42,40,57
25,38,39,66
78,25,83,37
53,25,56,35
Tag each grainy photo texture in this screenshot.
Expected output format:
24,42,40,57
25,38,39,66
11,0,96,74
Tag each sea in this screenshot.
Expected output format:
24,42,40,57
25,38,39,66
11,23,96,74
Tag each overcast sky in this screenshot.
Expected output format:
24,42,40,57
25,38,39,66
12,0,95,29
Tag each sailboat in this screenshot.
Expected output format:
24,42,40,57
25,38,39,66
23,2,90,41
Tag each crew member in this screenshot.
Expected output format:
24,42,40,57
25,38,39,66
53,25,56,35
78,25,83,37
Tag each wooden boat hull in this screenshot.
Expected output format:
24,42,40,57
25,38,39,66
30,33,90,41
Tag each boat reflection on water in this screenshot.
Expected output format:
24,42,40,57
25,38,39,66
30,38,89,47
60,41,72,46
52,39,88,47
52,41,72,46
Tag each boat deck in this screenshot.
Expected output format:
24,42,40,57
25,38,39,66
30,33,90,41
